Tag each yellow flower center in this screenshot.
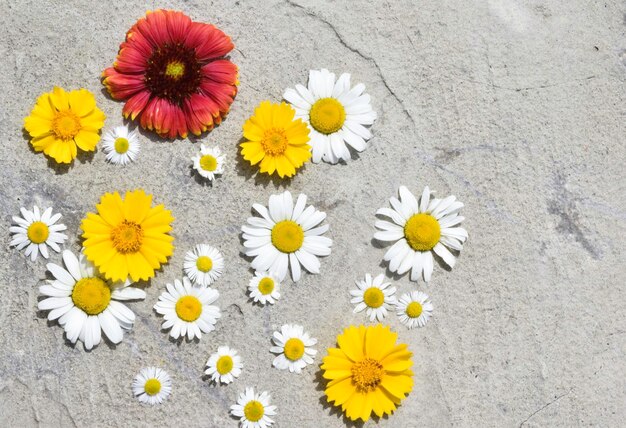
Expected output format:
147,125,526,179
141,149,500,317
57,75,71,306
51,110,81,140
165,61,185,80
175,295,202,322
271,220,304,253
309,97,346,134
196,256,213,273
216,355,234,375
111,220,144,254
351,358,384,393
243,400,264,422
27,221,49,244
283,338,305,361
363,287,384,308
71,277,111,315
144,378,161,396
258,277,274,295
261,128,289,155
406,301,423,318
404,213,441,251
114,137,129,154
199,154,218,171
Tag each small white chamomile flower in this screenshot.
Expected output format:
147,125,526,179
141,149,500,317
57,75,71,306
183,244,224,287
192,145,225,180
396,290,433,329
230,387,277,428
10,206,67,261
248,271,281,305
350,273,397,322
132,367,172,405
270,324,317,374
205,346,243,384
101,125,140,165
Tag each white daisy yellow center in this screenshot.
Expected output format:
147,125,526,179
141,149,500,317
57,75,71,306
404,213,441,251
165,61,185,80
144,378,162,396
111,220,144,254
175,295,202,322
244,400,264,422
71,277,111,315
216,355,234,375
406,301,423,318
114,137,129,154
309,97,346,134
283,337,305,361
261,128,288,155
271,220,304,253
27,221,49,244
52,110,81,140
258,277,274,295
199,154,218,171
351,358,384,393
196,255,213,272
363,287,384,308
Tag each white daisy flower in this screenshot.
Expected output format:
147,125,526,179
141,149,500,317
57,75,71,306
101,125,140,165
396,290,433,329
154,277,221,341
38,250,146,350
374,185,468,282
183,244,224,287
205,346,243,384
230,387,277,428
192,145,225,181
10,206,67,261
270,324,317,374
132,367,172,405
350,273,397,321
248,271,281,305
283,68,377,164
242,191,332,282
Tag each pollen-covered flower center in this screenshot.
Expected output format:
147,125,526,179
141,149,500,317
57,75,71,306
258,277,274,295
27,221,50,244
145,43,202,105
196,255,213,272
271,220,304,253
144,378,161,396
111,220,144,253
114,137,129,154
261,128,289,155
363,287,384,308
309,97,346,134
52,110,81,140
243,400,264,422
216,355,234,375
199,154,217,171
175,295,202,322
71,277,111,315
406,301,423,318
404,213,441,251
351,358,384,393
283,338,305,361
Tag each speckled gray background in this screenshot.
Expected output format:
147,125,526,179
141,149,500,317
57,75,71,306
1,0,625,427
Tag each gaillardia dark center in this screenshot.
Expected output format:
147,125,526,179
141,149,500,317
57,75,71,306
144,43,202,105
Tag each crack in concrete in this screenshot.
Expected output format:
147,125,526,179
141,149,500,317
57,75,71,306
518,391,570,427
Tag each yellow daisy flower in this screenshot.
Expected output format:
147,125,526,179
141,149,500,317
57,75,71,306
240,101,311,178
321,324,413,422
80,189,174,282
24,87,106,164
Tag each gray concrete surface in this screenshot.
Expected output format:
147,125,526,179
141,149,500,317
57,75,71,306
1,0,625,426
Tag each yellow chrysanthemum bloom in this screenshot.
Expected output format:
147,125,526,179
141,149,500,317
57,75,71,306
241,101,311,178
321,324,413,422
24,87,106,164
81,189,174,282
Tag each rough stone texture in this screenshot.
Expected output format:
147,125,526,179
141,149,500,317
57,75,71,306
1,0,625,427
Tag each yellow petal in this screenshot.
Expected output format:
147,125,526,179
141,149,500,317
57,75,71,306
123,189,152,223
325,376,354,406
69,88,96,117
242,120,264,141
337,325,366,362
30,134,55,152
96,192,125,226
380,373,413,400
74,130,100,151
50,86,69,111
365,324,397,361
24,115,52,138
79,109,106,131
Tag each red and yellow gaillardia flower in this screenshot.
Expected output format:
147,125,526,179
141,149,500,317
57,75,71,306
81,189,174,282
321,324,413,422
102,10,238,139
